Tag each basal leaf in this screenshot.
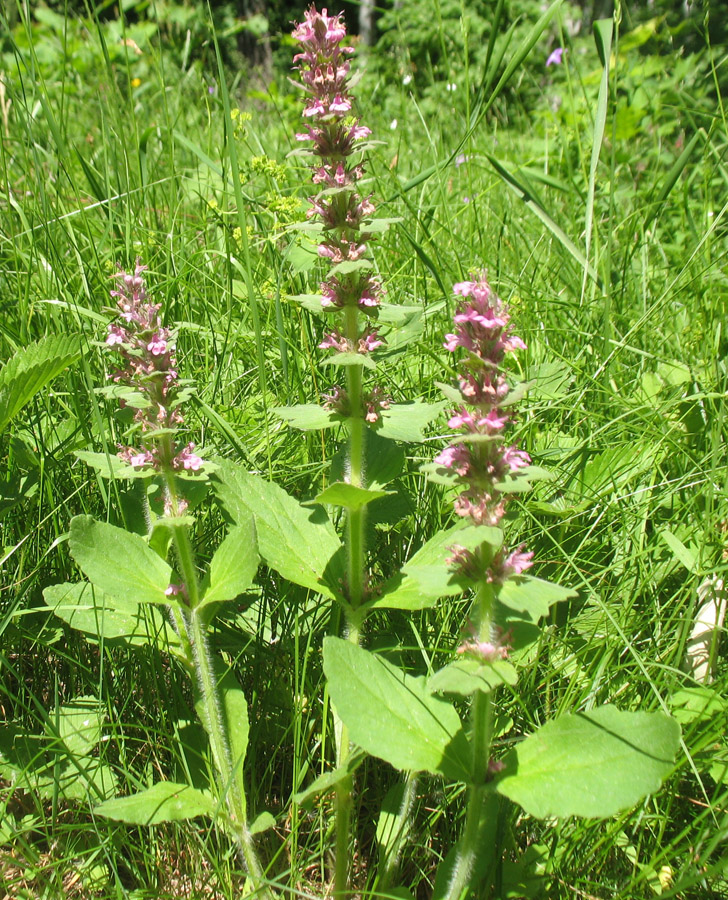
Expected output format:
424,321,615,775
496,706,681,818
69,516,173,607
95,782,215,824
323,637,470,781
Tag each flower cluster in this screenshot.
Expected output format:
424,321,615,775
438,274,534,648
293,5,390,420
106,260,203,475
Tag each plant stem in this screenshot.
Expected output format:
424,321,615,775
189,610,270,897
345,306,366,610
163,464,270,898
443,581,497,900
332,307,368,898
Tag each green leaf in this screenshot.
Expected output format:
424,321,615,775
668,686,727,725
249,811,276,835
323,352,377,370
69,516,173,607
200,519,259,609
497,576,576,619
331,429,405,490
273,404,338,431
496,706,681,818
51,696,102,757
212,461,342,599
218,662,250,798
659,530,697,574
95,782,215,824
365,524,501,612
314,482,390,511
74,451,148,480
323,638,470,781
43,581,176,649
0,335,81,432
377,400,446,442
293,751,366,807
330,259,373,276
429,658,518,696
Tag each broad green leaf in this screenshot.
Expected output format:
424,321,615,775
200,519,259,609
273,403,338,431
95,782,215,824
213,461,342,598
429,658,518,696
43,582,181,653
74,451,148,480
331,429,405,490
0,723,116,802
668,686,727,725
69,516,173,607
330,259,373,276
497,576,576,619
51,696,102,757
0,335,80,432
323,638,470,781
496,706,680,818
364,524,501,612
293,751,366,807
314,482,390,511
249,811,276,835
377,400,446,442
323,352,377,370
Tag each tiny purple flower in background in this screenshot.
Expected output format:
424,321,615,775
546,47,565,67
208,84,216,95
455,153,469,168
105,259,205,481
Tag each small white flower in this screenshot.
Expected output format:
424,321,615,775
402,74,412,85
446,82,457,92
390,118,398,130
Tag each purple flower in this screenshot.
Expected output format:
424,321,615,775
439,273,532,565
105,261,204,481
546,47,565,67
174,442,204,472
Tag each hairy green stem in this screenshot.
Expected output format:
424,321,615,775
443,580,497,900
189,610,270,896
163,463,270,897
332,306,368,897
